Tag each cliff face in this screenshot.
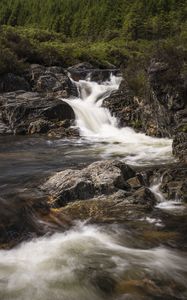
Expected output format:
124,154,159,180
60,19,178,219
103,55,187,163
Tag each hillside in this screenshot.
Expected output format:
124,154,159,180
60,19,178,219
0,0,187,40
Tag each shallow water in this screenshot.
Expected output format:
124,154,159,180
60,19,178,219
0,223,187,300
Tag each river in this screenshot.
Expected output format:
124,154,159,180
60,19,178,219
0,75,186,300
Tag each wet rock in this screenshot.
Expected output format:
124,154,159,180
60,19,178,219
53,188,156,224
173,132,187,163
28,119,51,134
102,79,142,128
132,187,156,207
1,92,75,135
47,123,79,138
0,73,30,93
117,278,163,299
103,58,187,141
127,176,142,189
41,160,135,207
40,160,159,211
159,166,187,202
0,195,51,247
36,72,77,97
68,62,119,82
148,59,185,111
29,64,78,97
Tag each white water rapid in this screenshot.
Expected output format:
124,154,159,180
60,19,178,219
65,75,173,166
0,223,186,300
150,178,185,213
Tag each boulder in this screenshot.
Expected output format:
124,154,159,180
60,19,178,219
0,195,50,247
40,160,158,210
159,166,187,202
1,91,75,134
68,62,119,82
54,194,155,224
29,64,78,97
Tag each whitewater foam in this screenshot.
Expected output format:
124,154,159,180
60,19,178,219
64,75,173,166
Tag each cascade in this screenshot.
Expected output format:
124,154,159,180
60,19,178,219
65,75,173,165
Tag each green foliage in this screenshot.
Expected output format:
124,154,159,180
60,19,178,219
122,37,187,98
0,45,23,75
0,1,186,76
0,0,186,41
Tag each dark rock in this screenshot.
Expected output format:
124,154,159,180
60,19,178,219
28,119,51,134
159,166,187,202
127,176,142,189
0,73,30,93
54,192,155,224
103,79,136,128
148,59,186,111
47,122,79,138
173,132,187,163
36,72,77,97
0,195,51,246
103,59,187,140
41,160,158,209
1,92,75,135
132,187,157,207
68,62,119,82
68,62,94,72
28,64,78,97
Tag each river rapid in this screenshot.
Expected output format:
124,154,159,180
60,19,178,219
0,75,186,300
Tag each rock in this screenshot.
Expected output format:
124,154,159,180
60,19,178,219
1,92,75,135
47,123,79,138
55,196,153,224
36,72,77,97
130,187,156,207
103,58,187,140
28,64,78,97
0,195,51,247
173,132,187,163
68,62,94,72
159,166,187,202
0,73,30,93
40,160,159,210
0,64,79,136
127,176,142,189
68,62,119,82
148,59,185,111
28,119,51,134
165,92,187,164
102,79,142,128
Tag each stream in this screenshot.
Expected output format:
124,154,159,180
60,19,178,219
0,75,186,300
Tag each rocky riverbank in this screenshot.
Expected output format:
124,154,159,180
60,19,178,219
0,61,186,250
0,159,186,249
103,56,187,163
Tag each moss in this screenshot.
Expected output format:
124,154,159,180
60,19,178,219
130,120,143,129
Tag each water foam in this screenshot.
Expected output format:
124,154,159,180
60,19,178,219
0,224,186,300
65,75,173,166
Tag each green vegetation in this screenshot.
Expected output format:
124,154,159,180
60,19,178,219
0,0,186,76
0,0,186,40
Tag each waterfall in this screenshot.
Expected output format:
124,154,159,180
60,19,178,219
64,75,173,166
150,177,185,212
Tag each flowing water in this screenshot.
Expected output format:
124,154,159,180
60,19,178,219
0,75,186,300
65,75,173,166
